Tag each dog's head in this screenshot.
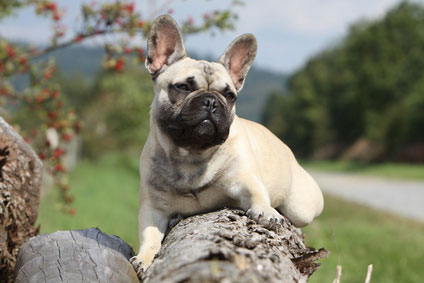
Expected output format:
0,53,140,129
146,15,257,150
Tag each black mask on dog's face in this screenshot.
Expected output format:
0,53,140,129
156,84,236,150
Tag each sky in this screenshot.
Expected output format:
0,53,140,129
0,0,418,73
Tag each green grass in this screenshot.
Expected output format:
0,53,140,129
37,153,424,282
37,153,140,249
304,195,424,283
303,160,424,181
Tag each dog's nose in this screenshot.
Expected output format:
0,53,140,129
203,96,217,113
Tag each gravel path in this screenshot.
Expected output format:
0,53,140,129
309,171,424,222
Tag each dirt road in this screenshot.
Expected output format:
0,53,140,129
309,171,424,222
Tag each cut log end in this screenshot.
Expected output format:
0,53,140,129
14,228,139,283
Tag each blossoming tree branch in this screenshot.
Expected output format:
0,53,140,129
0,0,240,213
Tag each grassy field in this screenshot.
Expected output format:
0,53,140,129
37,154,424,282
303,160,424,181
37,154,140,248
304,195,424,283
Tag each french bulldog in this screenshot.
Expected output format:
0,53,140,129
130,14,324,277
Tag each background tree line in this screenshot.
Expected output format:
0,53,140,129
263,2,424,163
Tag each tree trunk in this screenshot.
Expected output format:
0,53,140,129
0,117,42,282
15,210,327,283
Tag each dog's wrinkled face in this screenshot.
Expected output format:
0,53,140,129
146,15,257,150
154,58,236,149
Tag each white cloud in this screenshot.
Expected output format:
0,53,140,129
237,0,400,36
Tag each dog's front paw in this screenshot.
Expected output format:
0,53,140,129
247,205,284,231
130,255,150,280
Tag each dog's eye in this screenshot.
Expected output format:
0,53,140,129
174,83,190,92
225,91,236,102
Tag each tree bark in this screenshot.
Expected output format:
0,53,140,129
144,209,327,283
15,210,327,283
0,117,42,282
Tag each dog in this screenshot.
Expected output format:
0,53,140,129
130,14,324,277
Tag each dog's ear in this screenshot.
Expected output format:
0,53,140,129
146,15,187,76
219,34,257,91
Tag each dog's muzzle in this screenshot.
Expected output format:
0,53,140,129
160,93,232,149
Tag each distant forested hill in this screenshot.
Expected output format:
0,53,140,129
10,45,105,92
26,46,286,123
237,68,286,122
35,46,105,78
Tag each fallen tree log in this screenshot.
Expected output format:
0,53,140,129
0,117,42,282
2,113,327,282
143,209,327,283
15,209,327,282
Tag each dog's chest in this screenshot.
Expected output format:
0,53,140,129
149,156,219,194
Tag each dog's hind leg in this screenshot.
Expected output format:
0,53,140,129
278,165,324,227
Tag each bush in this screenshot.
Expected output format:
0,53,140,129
82,68,153,157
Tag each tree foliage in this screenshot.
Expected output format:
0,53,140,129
264,2,424,161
